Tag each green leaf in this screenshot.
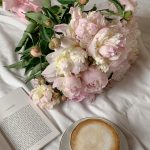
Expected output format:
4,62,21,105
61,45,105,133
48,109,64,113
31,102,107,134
42,0,51,8
124,11,133,21
24,32,39,50
6,61,28,69
109,0,124,16
40,26,54,42
24,38,33,50
24,57,40,74
57,0,76,4
61,13,71,24
24,58,36,74
26,22,37,33
25,65,33,75
15,35,28,52
39,40,49,54
20,48,31,60
60,6,71,24
50,5,60,14
25,71,42,83
26,12,52,28
26,33,34,45
19,48,31,55
30,62,48,77
0,0,2,6
27,57,41,66
99,9,117,16
15,23,37,52
25,61,48,82
42,7,59,24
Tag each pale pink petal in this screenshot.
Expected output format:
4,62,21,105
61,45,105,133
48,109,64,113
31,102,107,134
53,77,64,89
46,50,62,63
3,0,40,20
99,45,116,58
53,76,82,100
72,62,87,75
88,27,109,57
3,0,17,10
119,0,137,12
72,91,89,102
61,37,76,48
109,50,128,71
81,67,108,93
42,63,57,83
69,7,83,20
54,24,68,34
112,60,131,81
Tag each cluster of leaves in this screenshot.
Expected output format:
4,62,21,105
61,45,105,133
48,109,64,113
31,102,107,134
100,0,133,21
7,0,78,82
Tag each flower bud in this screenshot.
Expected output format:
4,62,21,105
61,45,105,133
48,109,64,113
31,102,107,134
53,92,60,99
78,0,89,5
61,96,68,101
49,38,61,50
44,19,53,27
37,77,46,85
30,46,42,57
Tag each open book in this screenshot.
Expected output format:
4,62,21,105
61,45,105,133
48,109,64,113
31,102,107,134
0,88,60,150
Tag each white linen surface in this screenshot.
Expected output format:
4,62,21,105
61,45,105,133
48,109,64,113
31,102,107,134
0,0,150,150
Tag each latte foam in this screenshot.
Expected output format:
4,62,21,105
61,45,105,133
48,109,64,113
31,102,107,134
70,119,120,150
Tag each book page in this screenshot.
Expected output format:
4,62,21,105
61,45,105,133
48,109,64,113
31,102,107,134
0,88,60,150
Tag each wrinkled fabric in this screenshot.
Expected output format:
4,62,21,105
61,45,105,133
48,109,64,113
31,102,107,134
0,0,150,150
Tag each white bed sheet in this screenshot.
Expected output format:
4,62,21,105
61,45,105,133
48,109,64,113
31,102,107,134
0,0,150,150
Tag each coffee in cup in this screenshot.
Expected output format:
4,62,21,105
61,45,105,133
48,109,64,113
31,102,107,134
70,119,120,150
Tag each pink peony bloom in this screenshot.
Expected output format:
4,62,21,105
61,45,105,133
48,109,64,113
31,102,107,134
81,67,108,93
108,19,140,81
119,0,137,12
53,76,94,102
88,27,126,72
75,18,99,48
53,76,82,99
30,85,60,109
3,0,40,20
42,40,88,82
88,27,125,59
54,7,106,48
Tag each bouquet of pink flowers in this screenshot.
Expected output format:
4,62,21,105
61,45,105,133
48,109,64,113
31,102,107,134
7,0,140,109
